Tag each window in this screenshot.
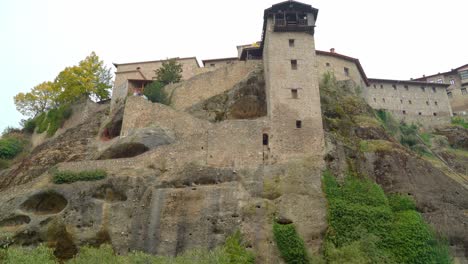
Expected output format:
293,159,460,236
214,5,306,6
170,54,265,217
462,88,467,95
373,84,377,89
432,87,436,93
382,98,386,103
447,91,453,98
392,84,397,90
403,110,407,115
289,39,295,47
409,100,412,104
291,89,298,99
296,120,302,128
426,101,429,105
404,85,409,91
418,112,422,116
450,79,455,85
434,101,438,106
380,85,384,89
433,112,437,116
291,60,298,70
263,134,269,146
210,63,215,67
460,70,468,80
437,78,443,83
326,62,330,67
400,99,403,103
421,86,425,92
373,98,376,102
344,67,350,76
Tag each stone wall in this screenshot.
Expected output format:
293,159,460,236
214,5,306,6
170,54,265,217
364,80,453,127
166,61,261,111
121,97,268,168
316,53,367,88
263,18,324,162
111,58,215,110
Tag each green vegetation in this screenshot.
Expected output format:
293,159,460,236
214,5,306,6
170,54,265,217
34,104,72,136
0,136,25,160
143,59,182,104
323,170,452,264
0,231,254,264
144,81,170,104
375,109,399,136
273,222,309,264
23,118,37,133
359,140,394,153
53,170,107,184
451,116,468,129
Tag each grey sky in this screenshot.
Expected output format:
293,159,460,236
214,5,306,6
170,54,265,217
1,0,466,132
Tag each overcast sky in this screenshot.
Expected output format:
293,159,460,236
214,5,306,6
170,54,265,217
1,0,466,132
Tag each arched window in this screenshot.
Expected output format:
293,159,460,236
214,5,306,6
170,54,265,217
263,134,269,146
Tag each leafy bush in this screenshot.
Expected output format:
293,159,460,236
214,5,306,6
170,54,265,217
34,105,73,136
0,244,57,264
323,171,452,264
273,222,309,264
53,170,107,184
387,194,416,212
375,110,399,135
143,81,170,104
0,137,25,159
23,118,37,133
223,230,255,264
451,116,468,129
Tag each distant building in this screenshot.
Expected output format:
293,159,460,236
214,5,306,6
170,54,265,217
413,64,468,115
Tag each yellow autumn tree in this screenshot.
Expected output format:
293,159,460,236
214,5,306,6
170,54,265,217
13,81,60,117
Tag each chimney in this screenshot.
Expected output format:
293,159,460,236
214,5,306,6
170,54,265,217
330,48,335,53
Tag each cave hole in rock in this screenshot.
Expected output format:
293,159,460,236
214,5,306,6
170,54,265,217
20,191,68,215
98,142,150,160
0,215,31,227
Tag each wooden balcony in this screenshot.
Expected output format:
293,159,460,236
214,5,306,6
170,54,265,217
274,19,314,33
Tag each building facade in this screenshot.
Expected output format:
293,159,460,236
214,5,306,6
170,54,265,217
413,64,468,115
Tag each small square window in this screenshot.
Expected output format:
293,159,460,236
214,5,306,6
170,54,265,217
400,99,403,103
404,85,409,91
380,85,384,89
392,84,397,90
291,89,298,99
326,62,330,67
450,79,455,85
426,101,429,105
433,112,437,116
418,112,422,116
447,91,453,98
296,120,302,128
291,60,298,70
435,101,438,106
373,84,377,89
210,63,215,67
373,98,376,102
403,110,407,115
344,67,350,76
432,87,436,93
437,78,443,83
409,100,412,104
289,39,295,47
421,86,426,92
382,98,386,103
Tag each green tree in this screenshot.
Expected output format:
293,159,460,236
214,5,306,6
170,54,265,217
143,81,169,104
13,81,59,117
154,58,183,85
55,52,113,104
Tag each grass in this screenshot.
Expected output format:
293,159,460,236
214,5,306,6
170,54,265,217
273,222,309,264
53,170,107,184
359,140,394,153
0,231,254,264
323,170,452,264
451,116,468,129
35,105,73,137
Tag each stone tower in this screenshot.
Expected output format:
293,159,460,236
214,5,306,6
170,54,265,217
262,1,324,161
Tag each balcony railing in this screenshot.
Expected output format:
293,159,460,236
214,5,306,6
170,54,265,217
274,19,313,33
